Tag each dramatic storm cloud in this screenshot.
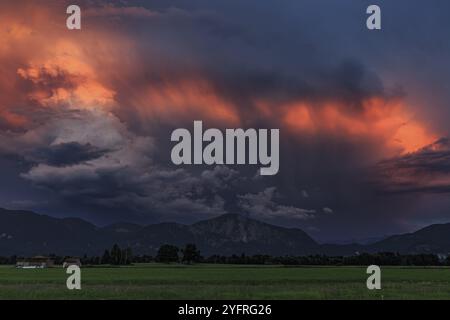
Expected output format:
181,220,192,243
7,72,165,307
374,138,450,194
0,0,449,240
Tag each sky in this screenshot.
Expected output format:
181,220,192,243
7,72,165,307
0,0,450,242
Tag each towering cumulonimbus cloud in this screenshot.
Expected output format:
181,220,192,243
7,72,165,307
0,0,448,239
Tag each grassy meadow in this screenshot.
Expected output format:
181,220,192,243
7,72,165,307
0,264,449,299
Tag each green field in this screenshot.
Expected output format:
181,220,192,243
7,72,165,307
0,264,449,299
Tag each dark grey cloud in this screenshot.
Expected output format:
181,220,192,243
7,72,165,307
374,138,450,194
5,109,239,223
29,142,107,167
238,187,316,220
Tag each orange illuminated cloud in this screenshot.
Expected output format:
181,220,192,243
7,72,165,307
132,78,240,125
0,3,239,129
0,3,119,128
0,109,28,129
283,98,437,156
0,1,439,162
283,103,316,132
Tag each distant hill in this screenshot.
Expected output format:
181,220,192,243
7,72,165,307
368,223,450,254
0,208,106,256
190,213,318,256
0,209,319,256
0,208,449,256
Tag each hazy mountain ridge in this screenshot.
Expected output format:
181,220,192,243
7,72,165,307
0,208,449,256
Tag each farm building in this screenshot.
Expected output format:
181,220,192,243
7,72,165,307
16,256,55,268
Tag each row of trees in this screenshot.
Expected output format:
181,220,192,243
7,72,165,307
155,244,201,264
101,244,133,265
202,252,445,266
151,246,450,266
3,244,450,266
0,244,202,266
97,243,201,264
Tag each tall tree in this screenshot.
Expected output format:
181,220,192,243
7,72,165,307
182,244,201,264
122,247,133,265
111,244,122,265
156,244,179,263
101,249,111,264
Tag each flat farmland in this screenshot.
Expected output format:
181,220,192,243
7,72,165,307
0,264,449,299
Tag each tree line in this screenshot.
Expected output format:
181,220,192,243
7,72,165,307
2,244,450,266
